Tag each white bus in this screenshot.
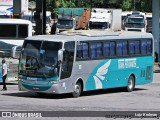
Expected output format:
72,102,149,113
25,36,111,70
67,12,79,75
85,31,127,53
15,30,154,97
0,19,32,56
0,19,32,81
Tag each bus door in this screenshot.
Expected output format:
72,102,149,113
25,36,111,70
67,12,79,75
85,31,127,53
60,42,75,79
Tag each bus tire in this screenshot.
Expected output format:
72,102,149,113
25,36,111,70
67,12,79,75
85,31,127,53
72,82,82,98
126,76,135,92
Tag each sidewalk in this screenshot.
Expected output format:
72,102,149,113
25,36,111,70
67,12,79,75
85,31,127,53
154,64,160,73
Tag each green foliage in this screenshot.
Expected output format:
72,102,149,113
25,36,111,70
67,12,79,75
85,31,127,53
121,0,133,11
45,0,152,18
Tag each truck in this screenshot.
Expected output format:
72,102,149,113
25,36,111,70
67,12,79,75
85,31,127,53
124,11,147,32
56,8,90,33
89,8,122,31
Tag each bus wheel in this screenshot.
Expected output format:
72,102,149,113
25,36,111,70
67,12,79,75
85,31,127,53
72,82,82,98
126,76,135,92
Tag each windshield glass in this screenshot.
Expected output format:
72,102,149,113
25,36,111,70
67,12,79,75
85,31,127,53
57,19,73,29
19,40,62,78
125,17,145,28
126,17,144,23
89,22,109,29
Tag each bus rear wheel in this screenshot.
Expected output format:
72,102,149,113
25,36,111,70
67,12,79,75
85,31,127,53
72,82,82,98
126,76,135,92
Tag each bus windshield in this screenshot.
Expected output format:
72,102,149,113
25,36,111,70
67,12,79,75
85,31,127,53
19,40,62,78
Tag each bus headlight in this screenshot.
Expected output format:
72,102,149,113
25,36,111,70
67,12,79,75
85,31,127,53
49,81,58,84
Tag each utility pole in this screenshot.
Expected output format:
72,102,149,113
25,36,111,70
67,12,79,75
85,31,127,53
35,0,46,35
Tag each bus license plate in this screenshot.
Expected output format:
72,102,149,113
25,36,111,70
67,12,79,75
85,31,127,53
33,87,39,90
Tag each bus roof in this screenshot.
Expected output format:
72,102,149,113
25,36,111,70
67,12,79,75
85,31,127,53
25,30,153,42
0,19,32,24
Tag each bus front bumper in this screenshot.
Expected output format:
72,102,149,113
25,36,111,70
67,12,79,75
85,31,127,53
18,81,66,94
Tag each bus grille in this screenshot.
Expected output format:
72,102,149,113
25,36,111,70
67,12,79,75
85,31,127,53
128,29,142,32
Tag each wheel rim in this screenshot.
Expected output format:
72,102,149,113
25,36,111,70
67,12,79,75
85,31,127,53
128,78,133,89
74,84,81,95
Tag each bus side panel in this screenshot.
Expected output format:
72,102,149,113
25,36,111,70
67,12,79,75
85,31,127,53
82,56,153,91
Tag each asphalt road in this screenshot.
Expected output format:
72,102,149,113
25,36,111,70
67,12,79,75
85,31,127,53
0,65,160,120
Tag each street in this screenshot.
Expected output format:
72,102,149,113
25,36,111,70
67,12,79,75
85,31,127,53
0,65,160,119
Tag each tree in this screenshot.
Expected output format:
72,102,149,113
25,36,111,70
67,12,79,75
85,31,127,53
45,0,152,19
121,0,133,11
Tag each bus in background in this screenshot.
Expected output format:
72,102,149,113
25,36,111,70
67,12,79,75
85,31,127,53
0,19,32,82
13,30,154,97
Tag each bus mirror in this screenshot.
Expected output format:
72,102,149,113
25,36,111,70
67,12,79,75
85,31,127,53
58,49,64,61
11,46,22,59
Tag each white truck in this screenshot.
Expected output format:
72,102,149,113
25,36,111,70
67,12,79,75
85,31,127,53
124,11,147,32
89,8,122,31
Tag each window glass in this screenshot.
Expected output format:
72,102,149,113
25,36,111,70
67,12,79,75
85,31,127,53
82,43,89,59
104,42,109,57
90,43,96,58
77,42,89,59
147,40,152,54
63,42,75,72
77,44,82,59
90,42,102,58
141,40,147,55
122,41,128,56
97,43,102,57
110,42,115,56
18,25,28,38
0,25,16,37
135,41,140,55
129,41,135,55
117,42,123,56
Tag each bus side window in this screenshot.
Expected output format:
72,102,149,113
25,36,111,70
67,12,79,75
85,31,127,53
97,43,102,57
63,42,75,71
104,42,109,57
90,42,102,58
110,42,115,57
129,41,135,55
122,41,128,56
135,41,140,55
82,43,89,59
90,43,96,58
18,25,28,38
141,40,147,55
77,44,82,59
117,42,123,56
147,40,152,54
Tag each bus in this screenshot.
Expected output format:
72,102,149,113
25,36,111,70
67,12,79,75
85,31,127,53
15,30,154,97
0,19,32,81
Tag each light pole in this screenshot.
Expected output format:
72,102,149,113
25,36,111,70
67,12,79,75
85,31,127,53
28,1,36,22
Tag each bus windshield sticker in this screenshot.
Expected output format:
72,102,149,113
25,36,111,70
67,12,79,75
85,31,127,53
40,50,45,54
